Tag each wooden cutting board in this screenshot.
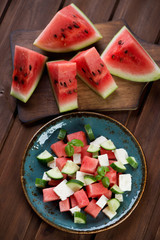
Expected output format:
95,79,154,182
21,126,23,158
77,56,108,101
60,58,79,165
10,20,160,124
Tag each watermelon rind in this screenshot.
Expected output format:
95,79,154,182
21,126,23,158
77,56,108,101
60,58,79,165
10,60,47,103
33,4,102,53
101,26,160,82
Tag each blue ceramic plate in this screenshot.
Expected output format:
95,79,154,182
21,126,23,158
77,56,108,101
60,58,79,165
21,112,147,233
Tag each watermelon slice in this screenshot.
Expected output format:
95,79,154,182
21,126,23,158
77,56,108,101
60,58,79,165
10,45,47,103
34,4,102,52
71,47,118,99
101,26,160,82
47,60,78,113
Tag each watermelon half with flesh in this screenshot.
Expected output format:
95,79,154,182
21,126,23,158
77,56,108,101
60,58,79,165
33,3,102,52
47,60,78,113
101,26,160,82
10,45,47,103
71,47,118,99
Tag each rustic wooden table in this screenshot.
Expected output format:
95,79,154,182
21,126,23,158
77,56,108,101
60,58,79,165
0,0,160,239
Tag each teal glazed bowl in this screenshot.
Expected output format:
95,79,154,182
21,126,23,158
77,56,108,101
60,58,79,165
21,112,147,234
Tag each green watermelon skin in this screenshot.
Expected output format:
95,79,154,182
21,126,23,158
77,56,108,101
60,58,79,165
101,26,160,82
34,4,102,53
46,60,78,113
10,45,47,103
71,47,118,99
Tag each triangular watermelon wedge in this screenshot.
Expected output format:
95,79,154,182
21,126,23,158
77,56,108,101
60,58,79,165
101,26,160,82
34,4,102,52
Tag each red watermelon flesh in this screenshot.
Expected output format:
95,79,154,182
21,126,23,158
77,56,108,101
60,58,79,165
67,131,88,146
34,4,102,52
74,189,89,208
71,47,118,99
43,187,60,202
86,182,112,199
10,45,47,103
70,195,78,208
81,145,92,159
100,148,116,159
51,140,67,157
47,60,78,113
80,155,98,174
84,199,101,218
59,198,70,212
101,26,160,82
56,157,70,171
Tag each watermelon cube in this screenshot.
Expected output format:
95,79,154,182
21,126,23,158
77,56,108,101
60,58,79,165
80,156,98,174
67,131,88,146
48,179,63,186
56,157,69,170
74,189,89,208
70,195,78,208
100,148,116,159
86,182,112,199
43,187,60,202
51,140,67,157
105,171,117,187
59,198,70,212
84,199,101,218
81,145,92,159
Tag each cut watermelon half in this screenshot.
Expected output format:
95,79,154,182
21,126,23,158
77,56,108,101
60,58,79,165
71,47,118,99
101,26,160,82
47,60,78,113
33,4,102,52
10,45,47,103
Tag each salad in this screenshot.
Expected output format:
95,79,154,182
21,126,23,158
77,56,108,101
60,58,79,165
35,124,138,224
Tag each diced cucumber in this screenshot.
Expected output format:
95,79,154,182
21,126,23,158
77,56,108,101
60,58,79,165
66,179,84,192
74,212,86,224
100,139,116,150
126,156,138,169
84,175,97,185
107,198,120,212
35,178,47,188
37,150,54,164
115,194,123,202
46,167,63,179
110,161,126,173
58,128,67,140
84,124,95,141
87,144,100,153
61,160,79,175
110,184,124,194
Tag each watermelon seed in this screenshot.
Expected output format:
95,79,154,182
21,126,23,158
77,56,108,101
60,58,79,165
68,90,72,94
73,22,80,28
29,65,32,71
124,50,128,54
61,33,66,38
96,81,100,85
54,34,57,38
84,30,88,34
19,67,22,71
82,68,86,73
69,79,72,83
73,15,77,18
89,77,93,81
92,71,96,76
14,76,18,81
100,63,104,67
54,80,58,84
118,40,124,45
68,25,72,30
21,80,25,84
112,55,115,59
61,28,65,32
24,73,27,77
64,82,67,87
60,82,63,86
98,69,101,74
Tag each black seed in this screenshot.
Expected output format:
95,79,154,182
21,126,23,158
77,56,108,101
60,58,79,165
69,79,72,83
92,71,96,76
84,29,88,34
68,25,72,30
20,67,22,71
14,76,18,81
24,73,27,77
112,55,115,59
98,69,101,74
68,90,72,94
124,50,128,54
54,80,58,84
73,15,77,18
54,34,57,38
61,28,65,32
60,82,63,86
89,77,93,81
96,81,99,85
21,80,25,84
118,40,124,45
61,33,66,38
29,65,32,71
82,68,86,73
100,63,104,67
73,22,80,28
64,82,67,87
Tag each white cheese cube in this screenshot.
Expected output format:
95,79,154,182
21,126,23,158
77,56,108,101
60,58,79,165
70,206,81,215
90,136,107,147
42,172,51,181
102,206,117,219
96,195,108,208
47,157,57,168
115,194,123,202
73,153,81,164
76,171,92,186
119,174,132,191
114,148,128,164
54,179,74,200
98,154,109,166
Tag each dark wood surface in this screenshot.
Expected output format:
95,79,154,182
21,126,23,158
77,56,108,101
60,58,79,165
0,0,160,239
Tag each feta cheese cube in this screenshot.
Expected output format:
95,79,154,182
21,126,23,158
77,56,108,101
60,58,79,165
119,174,132,191
47,157,57,168
98,154,109,166
70,206,81,215
90,136,107,147
102,206,117,219
42,172,51,181
115,194,123,202
54,179,74,200
73,153,81,164
96,195,108,208
114,148,128,164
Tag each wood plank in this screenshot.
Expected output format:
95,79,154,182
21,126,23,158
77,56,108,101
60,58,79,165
0,0,62,150
10,20,160,123
0,0,10,22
